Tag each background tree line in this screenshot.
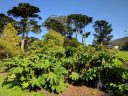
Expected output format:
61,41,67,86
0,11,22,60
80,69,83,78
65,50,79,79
0,3,113,59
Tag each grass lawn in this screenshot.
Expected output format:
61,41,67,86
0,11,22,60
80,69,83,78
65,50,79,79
0,73,44,96
117,51,128,60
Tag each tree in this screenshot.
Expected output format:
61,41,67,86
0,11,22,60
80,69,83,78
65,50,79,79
53,16,72,38
93,20,113,46
0,13,16,37
7,3,42,51
42,29,65,54
44,17,65,36
53,16,67,24
0,23,22,57
67,14,92,43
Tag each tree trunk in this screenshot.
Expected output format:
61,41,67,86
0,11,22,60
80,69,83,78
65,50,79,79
82,37,83,44
100,41,104,49
21,39,25,51
21,18,28,51
83,37,86,45
76,30,78,40
21,32,25,51
83,28,86,45
6,53,8,59
26,32,29,48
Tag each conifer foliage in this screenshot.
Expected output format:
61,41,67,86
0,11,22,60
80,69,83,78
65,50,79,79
0,23,21,57
93,20,113,46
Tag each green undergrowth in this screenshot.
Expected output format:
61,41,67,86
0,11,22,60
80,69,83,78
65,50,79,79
0,74,44,96
1,46,128,96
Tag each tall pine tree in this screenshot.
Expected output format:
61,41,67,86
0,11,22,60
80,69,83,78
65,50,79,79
93,20,113,46
8,3,42,50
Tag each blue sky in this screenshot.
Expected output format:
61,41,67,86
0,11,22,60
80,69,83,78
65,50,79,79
0,0,128,44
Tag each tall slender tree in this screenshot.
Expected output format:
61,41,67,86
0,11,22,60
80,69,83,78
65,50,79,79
93,20,113,46
7,3,42,51
67,14,92,44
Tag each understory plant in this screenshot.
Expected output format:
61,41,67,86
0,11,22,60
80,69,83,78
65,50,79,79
3,45,128,96
3,53,67,93
100,59,128,96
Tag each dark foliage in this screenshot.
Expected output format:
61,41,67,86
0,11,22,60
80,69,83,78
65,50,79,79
93,20,113,46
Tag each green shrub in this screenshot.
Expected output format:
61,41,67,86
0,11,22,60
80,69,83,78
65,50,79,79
100,62,128,96
3,53,67,93
3,45,128,95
